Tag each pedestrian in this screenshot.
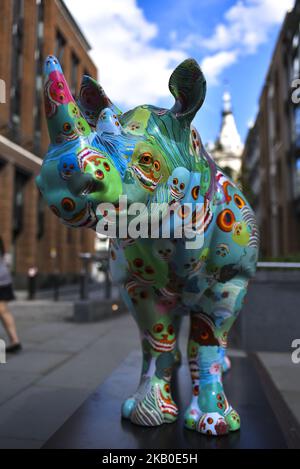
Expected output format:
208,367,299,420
0,237,22,353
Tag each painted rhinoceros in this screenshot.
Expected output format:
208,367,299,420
36,55,259,436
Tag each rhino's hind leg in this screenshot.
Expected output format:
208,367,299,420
120,286,179,426
184,275,249,436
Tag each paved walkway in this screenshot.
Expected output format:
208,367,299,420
0,301,299,448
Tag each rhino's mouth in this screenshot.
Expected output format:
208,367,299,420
130,166,161,192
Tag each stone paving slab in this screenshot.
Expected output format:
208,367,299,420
0,370,40,406
0,437,43,449
0,385,90,441
4,350,71,375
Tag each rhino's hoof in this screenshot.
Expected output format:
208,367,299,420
121,398,136,420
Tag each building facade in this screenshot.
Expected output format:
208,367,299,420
0,0,97,286
209,91,244,181
242,0,300,258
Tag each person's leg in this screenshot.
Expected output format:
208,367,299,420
0,301,20,345
184,275,249,435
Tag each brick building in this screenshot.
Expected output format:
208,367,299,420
0,0,97,286
242,0,300,258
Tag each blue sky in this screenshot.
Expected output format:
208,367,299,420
138,0,288,144
66,0,294,145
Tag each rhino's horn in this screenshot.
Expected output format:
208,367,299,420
44,55,91,145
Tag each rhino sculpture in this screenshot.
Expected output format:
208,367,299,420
36,55,259,436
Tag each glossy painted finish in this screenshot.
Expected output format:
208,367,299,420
37,56,259,435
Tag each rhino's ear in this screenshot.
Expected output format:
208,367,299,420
169,58,206,126
77,76,122,129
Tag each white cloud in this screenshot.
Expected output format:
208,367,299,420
201,50,239,85
64,0,294,107
182,0,294,84
202,0,295,53
64,0,185,110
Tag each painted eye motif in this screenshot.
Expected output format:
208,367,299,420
57,82,64,90
153,323,164,333
192,185,200,200
95,169,104,180
153,160,160,171
217,209,236,232
173,178,178,185
145,265,154,274
103,162,110,171
234,194,245,208
50,205,60,217
179,183,185,190
164,383,170,393
200,331,209,340
63,122,71,132
61,197,75,212
167,324,174,335
140,152,152,164
133,258,143,268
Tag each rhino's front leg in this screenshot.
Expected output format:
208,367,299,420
120,284,179,426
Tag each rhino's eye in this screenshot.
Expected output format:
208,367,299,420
103,162,110,171
180,183,185,190
95,169,104,180
58,82,64,90
61,197,75,212
168,325,174,335
173,178,178,185
140,152,152,164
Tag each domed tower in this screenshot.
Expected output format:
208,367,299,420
209,91,243,181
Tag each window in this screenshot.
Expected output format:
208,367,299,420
71,53,79,95
10,0,24,129
55,30,66,67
